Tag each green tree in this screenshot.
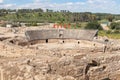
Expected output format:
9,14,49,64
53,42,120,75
85,21,102,30
106,15,114,22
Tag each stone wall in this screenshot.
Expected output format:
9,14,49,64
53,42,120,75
25,29,98,41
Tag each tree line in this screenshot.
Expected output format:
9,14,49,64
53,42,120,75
0,8,119,23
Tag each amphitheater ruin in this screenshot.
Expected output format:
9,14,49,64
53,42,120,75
0,25,120,80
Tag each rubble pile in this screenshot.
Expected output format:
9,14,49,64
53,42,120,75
0,52,120,80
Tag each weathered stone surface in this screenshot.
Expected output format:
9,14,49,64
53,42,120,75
25,29,98,41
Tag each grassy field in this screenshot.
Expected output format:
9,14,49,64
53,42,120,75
99,30,120,39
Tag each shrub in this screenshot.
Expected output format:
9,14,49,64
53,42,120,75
110,22,120,30
106,30,112,34
114,30,120,34
85,21,102,30
1,23,6,27
25,22,38,26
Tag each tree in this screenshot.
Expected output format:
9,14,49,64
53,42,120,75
106,15,114,22
85,21,102,30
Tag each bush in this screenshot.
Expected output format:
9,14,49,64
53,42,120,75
85,21,102,30
25,22,38,26
76,23,82,29
1,23,6,27
114,30,120,34
106,30,112,34
105,30,120,34
110,22,120,30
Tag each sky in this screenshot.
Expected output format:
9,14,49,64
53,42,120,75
0,0,120,14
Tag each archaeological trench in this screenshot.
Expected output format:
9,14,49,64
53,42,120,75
0,27,120,80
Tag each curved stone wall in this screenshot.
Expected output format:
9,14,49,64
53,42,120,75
25,29,98,41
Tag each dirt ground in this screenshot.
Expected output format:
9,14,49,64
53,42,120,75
0,26,120,80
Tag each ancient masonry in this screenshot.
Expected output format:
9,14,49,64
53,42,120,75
25,29,98,41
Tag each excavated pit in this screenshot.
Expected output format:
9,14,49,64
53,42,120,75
0,27,120,80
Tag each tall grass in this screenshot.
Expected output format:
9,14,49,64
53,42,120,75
99,30,120,39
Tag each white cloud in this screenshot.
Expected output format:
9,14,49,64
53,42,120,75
0,0,3,3
17,0,119,14
0,3,16,9
34,0,40,2
34,0,50,3
0,0,120,14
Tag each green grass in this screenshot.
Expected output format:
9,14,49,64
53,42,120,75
99,30,120,39
98,19,108,23
80,22,88,28
68,22,88,29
